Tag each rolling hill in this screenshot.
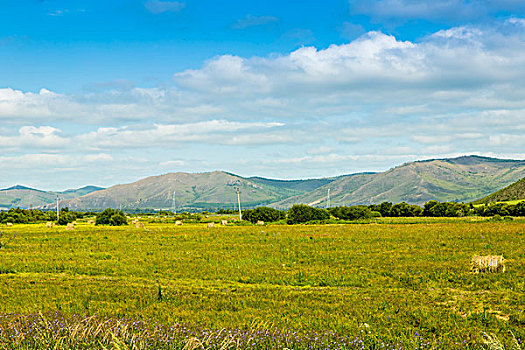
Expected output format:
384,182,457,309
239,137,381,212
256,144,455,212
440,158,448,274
270,156,525,208
0,185,104,209
7,155,525,211
472,177,525,204
43,171,336,211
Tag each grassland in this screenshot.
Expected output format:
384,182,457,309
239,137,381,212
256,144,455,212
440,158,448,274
0,218,524,349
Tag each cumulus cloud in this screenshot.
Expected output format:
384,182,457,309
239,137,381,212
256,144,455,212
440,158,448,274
2,21,525,186
0,125,69,149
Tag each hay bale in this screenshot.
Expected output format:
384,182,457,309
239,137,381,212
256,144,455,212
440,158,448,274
256,220,264,225
471,255,505,273
221,220,228,225
175,220,183,226
131,218,139,225
207,222,215,228
46,222,54,228
6,222,13,227
87,220,95,225
135,222,145,229
66,223,75,230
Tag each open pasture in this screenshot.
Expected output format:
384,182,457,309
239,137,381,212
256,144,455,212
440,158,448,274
0,219,524,349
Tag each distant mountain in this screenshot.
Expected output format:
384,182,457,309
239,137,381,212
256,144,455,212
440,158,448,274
6,155,525,211
61,186,105,197
43,171,335,211
0,185,104,209
472,177,525,204
270,156,525,208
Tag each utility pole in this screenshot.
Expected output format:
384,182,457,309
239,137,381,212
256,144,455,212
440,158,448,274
56,195,59,221
236,187,242,221
327,188,331,209
172,190,176,215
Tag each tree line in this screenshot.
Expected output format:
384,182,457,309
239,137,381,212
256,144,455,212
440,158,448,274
1,200,524,225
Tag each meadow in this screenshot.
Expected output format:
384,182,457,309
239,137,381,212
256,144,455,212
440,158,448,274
0,218,524,349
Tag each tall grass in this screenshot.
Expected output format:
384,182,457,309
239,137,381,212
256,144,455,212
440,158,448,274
0,219,523,348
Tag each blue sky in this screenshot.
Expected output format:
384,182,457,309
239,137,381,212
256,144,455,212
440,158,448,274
1,0,525,190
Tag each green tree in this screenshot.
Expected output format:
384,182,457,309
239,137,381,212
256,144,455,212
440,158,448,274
96,208,128,226
288,205,329,224
242,207,285,223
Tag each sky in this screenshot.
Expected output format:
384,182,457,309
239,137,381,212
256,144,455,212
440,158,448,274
1,0,525,190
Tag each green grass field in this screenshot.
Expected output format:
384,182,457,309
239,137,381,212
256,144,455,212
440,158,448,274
0,219,524,349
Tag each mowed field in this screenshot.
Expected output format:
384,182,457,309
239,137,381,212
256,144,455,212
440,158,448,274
0,219,524,349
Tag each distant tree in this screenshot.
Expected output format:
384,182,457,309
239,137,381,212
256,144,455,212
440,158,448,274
288,205,329,224
110,212,127,226
57,212,76,225
242,207,285,223
329,205,373,220
96,208,128,226
513,201,525,216
368,202,393,217
390,202,422,217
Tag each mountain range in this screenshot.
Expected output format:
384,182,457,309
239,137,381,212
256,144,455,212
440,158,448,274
2,155,525,211
0,185,104,210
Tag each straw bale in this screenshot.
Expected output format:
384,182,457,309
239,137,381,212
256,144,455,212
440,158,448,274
175,220,183,226
471,255,505,273
66,223,75,230
46,222,54,228
257,220,264,225
221,220,228,225
207,222,215,228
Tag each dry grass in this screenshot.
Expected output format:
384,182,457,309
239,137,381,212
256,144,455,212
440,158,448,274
471,255,505,273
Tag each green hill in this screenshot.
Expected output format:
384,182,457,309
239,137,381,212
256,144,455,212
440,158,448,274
46,171,335,211
0,185,104,209
270,156,525,208
472,177,525,204
9,155,525,211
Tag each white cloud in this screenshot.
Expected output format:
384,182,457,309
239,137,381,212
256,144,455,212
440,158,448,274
76,120,285,149
0,125,69,149
160,160,185,167
2,21,525,187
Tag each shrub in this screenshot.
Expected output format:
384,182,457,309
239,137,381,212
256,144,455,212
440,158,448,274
390,202,422,217
287,205,329,224
329,206,373,220
57,212,76,225
96,208,127,226
242,207,285,223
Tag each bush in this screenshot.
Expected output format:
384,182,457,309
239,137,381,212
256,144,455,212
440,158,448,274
96,209,127,226
390,202,422,217
242,207,285,223
287,205,329,224
329,206,373,220
423,201,470,217
57,212,76,225
368,202,393,217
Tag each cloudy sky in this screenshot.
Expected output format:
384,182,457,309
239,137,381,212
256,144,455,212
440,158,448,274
1,0,525,190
